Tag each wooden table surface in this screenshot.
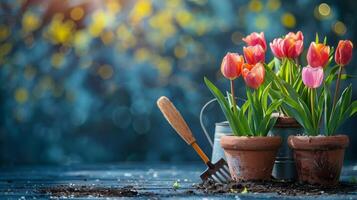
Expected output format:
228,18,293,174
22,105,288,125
1,163,357,199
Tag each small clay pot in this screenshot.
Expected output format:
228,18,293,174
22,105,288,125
220,136,282,181
288,135,349,185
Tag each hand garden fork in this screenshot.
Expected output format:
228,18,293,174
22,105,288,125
157,96,231,183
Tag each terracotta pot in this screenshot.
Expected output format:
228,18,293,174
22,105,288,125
288,135,349,185
220,136,282,181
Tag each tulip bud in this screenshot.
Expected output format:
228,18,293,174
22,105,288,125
242,63,265,89
302,66,324,89
270,38,285,59
335,40,353,66
307,42,330,68
242,32,267,52
243,45,265,65
220,52,244,80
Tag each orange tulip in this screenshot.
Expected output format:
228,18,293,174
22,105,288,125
242,63,265,89
242,32,267,52
243,45,265,65
220,52,244,80
306,42,330,68
335,40,353,66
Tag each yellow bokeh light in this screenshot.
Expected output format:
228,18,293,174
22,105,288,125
130,0,153,23
116,25,137,49
46,14,75,44
249,0,263,12
15,88,28,104
318,3,330,17
100,31,114,45
22,12,41,33
281,12,296,28
255,14,269,30
0,43,12,57
333,21,347,36
89,10,113,37
175,10,193,28
74,30,91,54
0,25,10,41
154,57,172,77
98,64,114,80
70,7,84,21
51,53,65,69
174,45,187,58
134,48,151,62
106,0,122,14
267,0,281,11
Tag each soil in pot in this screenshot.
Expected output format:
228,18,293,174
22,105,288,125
220,136,282,181
288,135,349,185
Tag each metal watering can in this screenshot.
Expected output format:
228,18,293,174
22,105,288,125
199,98,244,163
200,98,299,180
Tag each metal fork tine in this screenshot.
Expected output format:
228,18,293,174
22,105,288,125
217,169,231,181
222,164,230,174
212,173,223,183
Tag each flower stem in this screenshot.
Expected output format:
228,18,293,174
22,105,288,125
230,80,237,112
332,65,343,109
310,88,316,135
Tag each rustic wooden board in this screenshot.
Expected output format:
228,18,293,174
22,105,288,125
0,163,356,199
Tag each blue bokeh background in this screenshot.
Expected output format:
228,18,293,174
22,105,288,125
0,0,356,165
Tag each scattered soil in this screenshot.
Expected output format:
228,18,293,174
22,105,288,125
196,179,357,196
39,185,155,198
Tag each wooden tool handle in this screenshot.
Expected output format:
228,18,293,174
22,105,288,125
157,96,196,145
157,96,210,164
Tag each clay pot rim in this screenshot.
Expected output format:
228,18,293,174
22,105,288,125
288,135,349,150
220,135,282,151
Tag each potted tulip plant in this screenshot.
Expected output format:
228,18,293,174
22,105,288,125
250,31,306,180
204,47,282,181
275,39,357,185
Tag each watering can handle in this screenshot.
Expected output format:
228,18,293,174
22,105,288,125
199,98,217,148
199,97,245,148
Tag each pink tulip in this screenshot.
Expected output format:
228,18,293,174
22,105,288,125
243,45,265,65
285,31,304,42
307,42,330,68
270,38,285,59
269,31,304,59
302,66,324,89
242,32,267,52
242,63,265,89
335,40,353,66
220,52,244,80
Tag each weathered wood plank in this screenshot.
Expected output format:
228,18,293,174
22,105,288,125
0,163,356,199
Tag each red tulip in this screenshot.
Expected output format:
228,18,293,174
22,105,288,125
243,45,265,65
220,52,244,80
302,66,324,89
242,32,267,52
242,63,265,89
281,38,303,59
307,42,330,68
335,40,353,66
270,38,285,59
